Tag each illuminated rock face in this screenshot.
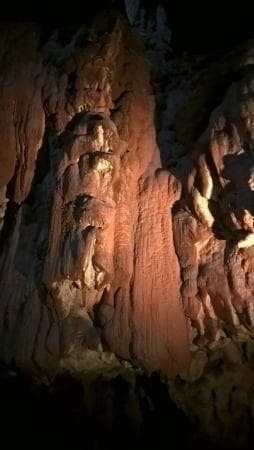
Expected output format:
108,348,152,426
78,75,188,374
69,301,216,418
2,13,254,445
167,50,254,446
172,57,254,345
0,17,189,376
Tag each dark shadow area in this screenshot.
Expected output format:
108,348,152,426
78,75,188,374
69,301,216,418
0,366,238,450
209,152,254,241
0,1,125,23
1,1,254,54
0,199,19,253
168,3,254,54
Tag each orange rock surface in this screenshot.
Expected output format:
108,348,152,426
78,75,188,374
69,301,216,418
0,16,190,376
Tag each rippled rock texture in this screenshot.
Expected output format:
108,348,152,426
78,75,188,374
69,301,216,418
2,8,254,448
0,15,189,377
164,45,254,448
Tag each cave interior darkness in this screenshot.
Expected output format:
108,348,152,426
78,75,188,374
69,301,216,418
0,1,254,449
1,0,254,54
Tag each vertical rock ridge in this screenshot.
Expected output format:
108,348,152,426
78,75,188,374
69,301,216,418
0,14,190,377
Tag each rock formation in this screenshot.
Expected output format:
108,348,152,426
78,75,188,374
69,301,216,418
163,45,254,447
0,14,189,378
2,5,254,448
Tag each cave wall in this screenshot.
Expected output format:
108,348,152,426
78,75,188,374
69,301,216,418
0,15,189,377
2,6,254,447
160,43,254,446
